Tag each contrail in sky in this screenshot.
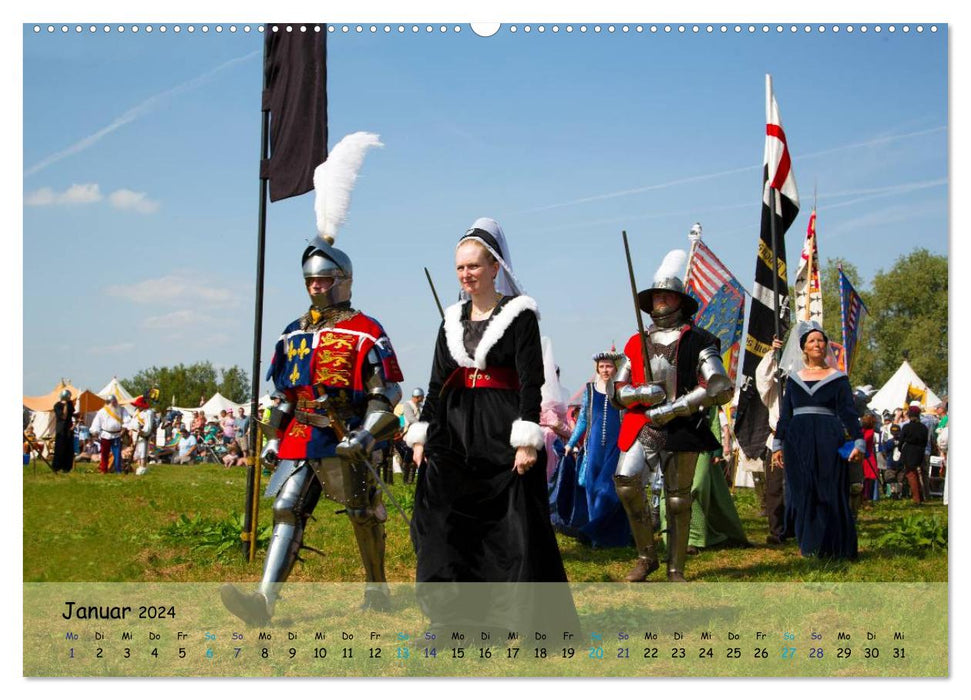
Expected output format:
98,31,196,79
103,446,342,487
521,125,947,214
24,50,260,178
527,177,947,236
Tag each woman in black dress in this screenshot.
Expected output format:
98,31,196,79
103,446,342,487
407,217,578,639
52,389,75,473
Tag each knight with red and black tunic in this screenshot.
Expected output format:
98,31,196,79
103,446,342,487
610,249,734,583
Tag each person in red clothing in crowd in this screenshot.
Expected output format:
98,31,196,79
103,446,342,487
859,413,880,508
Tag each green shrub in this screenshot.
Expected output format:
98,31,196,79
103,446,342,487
160,512,271,562
875,513,948,555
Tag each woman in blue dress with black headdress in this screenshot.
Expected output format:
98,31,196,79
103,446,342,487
772,321,864,560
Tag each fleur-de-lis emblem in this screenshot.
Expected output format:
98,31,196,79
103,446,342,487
288,338,311,361
289,364,301,384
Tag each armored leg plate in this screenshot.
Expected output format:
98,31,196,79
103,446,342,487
310,457,369,507
347,486,390,609
662,451,698,580
257,464,322,611
614,464,659,581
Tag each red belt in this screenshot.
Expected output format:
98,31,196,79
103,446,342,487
443,366,520,391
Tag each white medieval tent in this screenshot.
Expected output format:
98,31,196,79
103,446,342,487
169,392,247,423
200,392,247,420
868,360,943,414
97,376,135,405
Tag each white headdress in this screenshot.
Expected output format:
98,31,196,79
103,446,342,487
540,336,568,411
457,217,525,298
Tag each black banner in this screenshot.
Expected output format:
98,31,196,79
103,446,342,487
261,25,328,202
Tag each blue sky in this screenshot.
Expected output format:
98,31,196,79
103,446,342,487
21,21,948,400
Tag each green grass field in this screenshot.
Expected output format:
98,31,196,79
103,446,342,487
23,460,947,584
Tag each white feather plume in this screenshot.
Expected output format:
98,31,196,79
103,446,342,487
313,131,383,241
653,249,688,284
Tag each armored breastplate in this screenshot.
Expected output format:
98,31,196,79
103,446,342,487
647,326,681,399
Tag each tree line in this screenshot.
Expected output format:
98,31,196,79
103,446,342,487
818,248,947,395
121,362,250,407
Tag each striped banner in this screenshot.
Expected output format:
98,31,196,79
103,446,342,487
685,240,746,382
838,266,869,374
793,209,823,324
733,74,801,459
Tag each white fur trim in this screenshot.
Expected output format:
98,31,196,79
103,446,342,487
443,295,539,369
475,296,539,368
404,421,429,447
510,419,545,450
443,302,476,368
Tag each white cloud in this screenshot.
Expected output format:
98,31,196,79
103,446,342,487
107,275,237,308
24,188,55,206
141,309,216,329
25,183,103,206
25,183,159,213
62,183,103,204
108,189,161,214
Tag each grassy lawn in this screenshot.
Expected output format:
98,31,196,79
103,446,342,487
22,461,947,584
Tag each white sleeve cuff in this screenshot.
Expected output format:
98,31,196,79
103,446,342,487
404,421,429,447
510,419,545,450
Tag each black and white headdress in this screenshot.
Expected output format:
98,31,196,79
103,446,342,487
457,217,525,299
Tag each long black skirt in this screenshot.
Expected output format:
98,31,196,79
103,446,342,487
411,448,579,637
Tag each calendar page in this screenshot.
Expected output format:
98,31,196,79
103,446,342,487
20,9,950,685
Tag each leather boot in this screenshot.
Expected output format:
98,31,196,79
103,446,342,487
220,586,272,626
625,556,660,582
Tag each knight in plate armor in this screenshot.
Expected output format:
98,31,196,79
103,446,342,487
221,133,403,624
611,249,733,582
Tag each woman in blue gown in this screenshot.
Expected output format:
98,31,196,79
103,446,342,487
772,323,864,560
558,349,632,548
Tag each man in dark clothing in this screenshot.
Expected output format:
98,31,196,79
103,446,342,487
898,405,929,504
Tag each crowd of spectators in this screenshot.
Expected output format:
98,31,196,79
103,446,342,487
152,406,253,467
874,400,948,503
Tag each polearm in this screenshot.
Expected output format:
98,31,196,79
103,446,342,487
241,36,273,562
622,230,653,384
769,187,782,364
424,267,445,319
